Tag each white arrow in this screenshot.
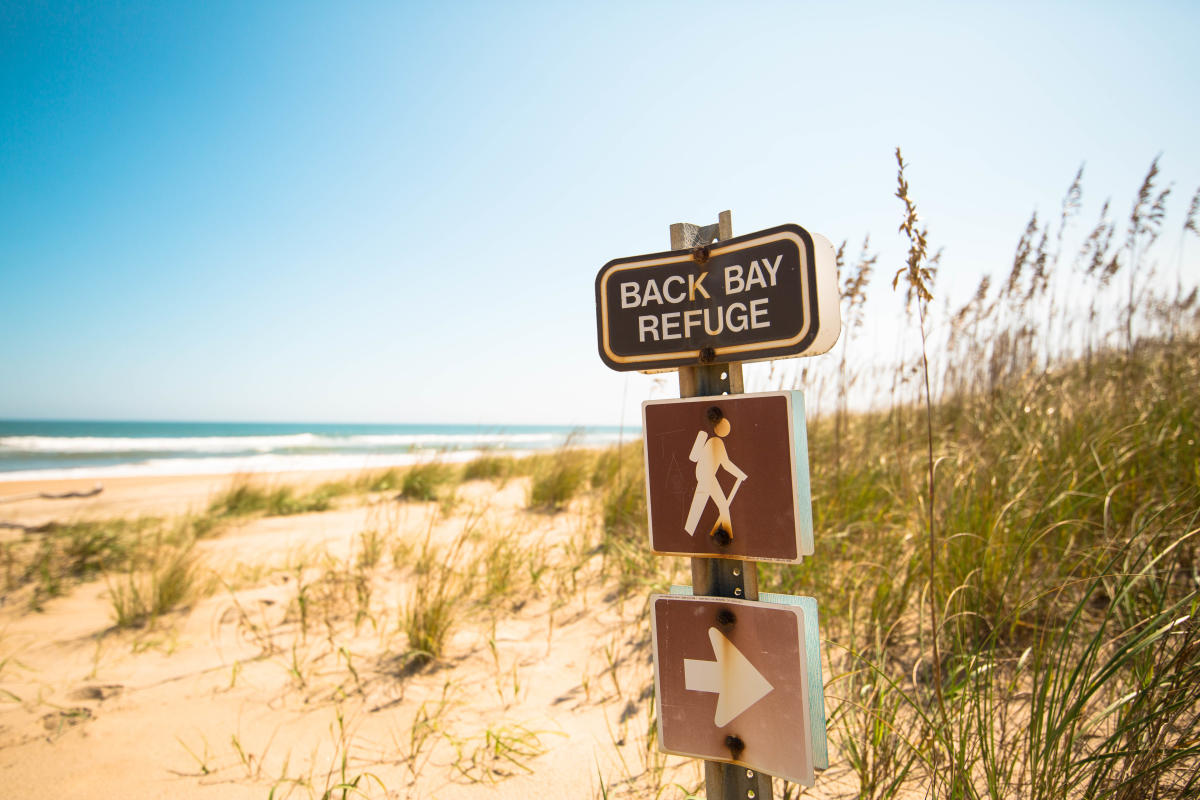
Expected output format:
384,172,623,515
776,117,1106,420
683,627,774,727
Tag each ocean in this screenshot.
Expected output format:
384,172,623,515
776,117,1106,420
0,420,630,482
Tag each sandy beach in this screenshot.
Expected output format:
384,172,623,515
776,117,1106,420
0,467,723,798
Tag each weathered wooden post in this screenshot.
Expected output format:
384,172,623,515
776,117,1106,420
671,212,771,800
595,210,840,798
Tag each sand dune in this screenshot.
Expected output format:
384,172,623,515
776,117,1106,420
0,471,719,798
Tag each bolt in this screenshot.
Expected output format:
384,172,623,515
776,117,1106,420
706,405,724,424
711,525,732,547
699,346,716,364
692,244,711,264
725,734,745,756
716,608,736,629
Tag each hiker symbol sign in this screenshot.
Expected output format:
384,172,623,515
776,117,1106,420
642,391,813,563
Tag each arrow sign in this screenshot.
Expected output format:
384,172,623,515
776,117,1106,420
684,627,774,727
651,594,817,786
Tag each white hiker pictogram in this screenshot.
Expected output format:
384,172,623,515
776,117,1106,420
684,408,748,540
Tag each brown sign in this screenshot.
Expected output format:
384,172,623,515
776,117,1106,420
595,224,840,372
651,594,816,786
642,391,812,563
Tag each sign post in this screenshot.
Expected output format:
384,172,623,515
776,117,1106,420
595,211,837,799
670,214,773,800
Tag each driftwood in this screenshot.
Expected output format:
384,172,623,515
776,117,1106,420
0,483,104,533
0,484,104,505
0,521,55,533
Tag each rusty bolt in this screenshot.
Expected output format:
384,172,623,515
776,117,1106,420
706,405,724,424
711,525,732,547
724,734,745,756
692,244,711,265
716,608,736,629
699,346,716,364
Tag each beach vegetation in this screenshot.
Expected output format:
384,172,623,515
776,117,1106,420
399,461,457,502
355,468,401,493
207,475,347,520
588,439,639,489
527,438,591,512
473,521,550,613
597,448,654,595
448,722,556,783
1,517,154,609
462,452,517,483
753,154,1200,798
355,527,386,571
400,525,469,666
107,532,201,628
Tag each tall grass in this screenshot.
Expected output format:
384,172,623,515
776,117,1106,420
400,523,469,665
108,531,202,628
527,437,591,511
0,516,208,620
462,453,517,483
596,444,655,594
208,475,345,518
399,461,458,502
798,153,1200,798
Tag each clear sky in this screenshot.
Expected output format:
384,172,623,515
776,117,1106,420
2,1,1198,426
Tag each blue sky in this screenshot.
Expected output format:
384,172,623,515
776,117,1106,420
2,1,1197,426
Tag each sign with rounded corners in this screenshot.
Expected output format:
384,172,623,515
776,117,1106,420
595,224,841,372
642,390,813,563
651,593,819,786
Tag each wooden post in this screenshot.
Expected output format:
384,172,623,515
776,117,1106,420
671,210,774,800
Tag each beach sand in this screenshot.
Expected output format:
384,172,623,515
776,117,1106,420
0,469,710,798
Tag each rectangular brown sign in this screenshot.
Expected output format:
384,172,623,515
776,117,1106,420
651,594,816,785
642,391,812,563
595,224,840,372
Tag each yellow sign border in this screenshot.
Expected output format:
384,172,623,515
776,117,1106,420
597,229,812,366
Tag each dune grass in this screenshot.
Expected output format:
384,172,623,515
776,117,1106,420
208,475,347,518
760,154,1200,798
107,531,202,628
400,526,468,666
0,515,206,618
461,453,517,484
527,437,593,512
398,461,457,502
792,338,1199,798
